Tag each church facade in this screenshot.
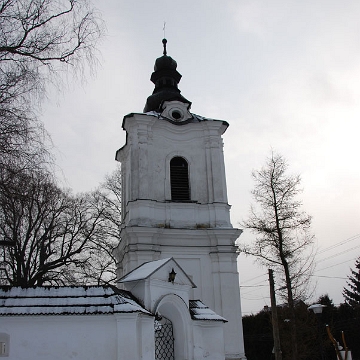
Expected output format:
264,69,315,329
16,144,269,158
0,40,246,360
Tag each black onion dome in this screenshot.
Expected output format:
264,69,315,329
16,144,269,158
154,55,177,71
144,39,191,113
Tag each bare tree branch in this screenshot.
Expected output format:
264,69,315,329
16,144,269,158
0,0,104,172
239,151,315,360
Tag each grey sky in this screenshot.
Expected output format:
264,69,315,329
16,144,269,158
41,0,360,314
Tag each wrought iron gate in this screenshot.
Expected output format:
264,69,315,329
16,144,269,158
154,316,175,360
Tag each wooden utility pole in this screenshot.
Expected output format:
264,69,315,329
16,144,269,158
269,269,282,360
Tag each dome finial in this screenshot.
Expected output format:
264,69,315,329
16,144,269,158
143,38,191,113
162,38,167,56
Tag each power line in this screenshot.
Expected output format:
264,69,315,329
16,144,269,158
241,295,268,301
317,233,360,255
238,234,360,314
315,257,358,272
317,245,360,264
240,272,268,285
240,279,268,288
240,235,360,282
311,275,347,280
240,282,268,297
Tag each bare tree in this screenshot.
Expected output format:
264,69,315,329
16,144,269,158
0,1,115,286
0,0,104,169
0,0,102,64
79,165,122,284
44,189,119,286
0,168,106,286
52,166,122,285
0,63,51,171
0,165,121,286
240,152,315,360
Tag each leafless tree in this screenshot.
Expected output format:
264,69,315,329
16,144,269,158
0,63,51,171
0,0,104,169
0,168,109,286
78,165,122,284
0,1,115,286
0,0,103,64
68,169,122,285
45,189,119,286
0,165,121,286
240,152,315,360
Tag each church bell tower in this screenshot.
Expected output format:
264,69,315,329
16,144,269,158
114,39,246,360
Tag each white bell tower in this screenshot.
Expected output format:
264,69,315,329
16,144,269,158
114,39,246,360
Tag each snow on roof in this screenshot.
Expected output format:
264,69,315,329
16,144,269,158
129,110,228,124
119,257,197,288
119,258,172,283
0,286,151,316
189,300,227,322
0,286,226,322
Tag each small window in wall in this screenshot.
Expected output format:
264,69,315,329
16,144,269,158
0,333,9,357
170,157,190,201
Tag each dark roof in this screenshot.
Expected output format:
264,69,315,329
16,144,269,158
144,39,191,113
0,286,151,316
189,300,227,322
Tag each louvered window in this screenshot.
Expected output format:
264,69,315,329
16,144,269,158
170,157,190,201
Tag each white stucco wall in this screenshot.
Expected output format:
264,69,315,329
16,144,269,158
0,313,154,360
193,322,226,360
0,305,227,360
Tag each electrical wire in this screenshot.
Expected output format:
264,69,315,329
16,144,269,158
317,233,360,255
240,272,268,285
316,244,360,264
238,233,360,314
316,257,358,272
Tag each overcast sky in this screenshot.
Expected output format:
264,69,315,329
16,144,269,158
41,0,360,315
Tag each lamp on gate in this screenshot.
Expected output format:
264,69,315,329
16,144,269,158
168,268,176,283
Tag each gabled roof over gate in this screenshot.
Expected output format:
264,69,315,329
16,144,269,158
119,257,196,288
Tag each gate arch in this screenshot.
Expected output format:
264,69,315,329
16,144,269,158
154,294,193,360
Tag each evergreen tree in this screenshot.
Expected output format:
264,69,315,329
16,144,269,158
343,257,360,307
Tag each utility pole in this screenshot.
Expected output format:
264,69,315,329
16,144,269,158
269,269,282,360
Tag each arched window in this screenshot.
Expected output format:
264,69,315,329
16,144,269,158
170,157,190,201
